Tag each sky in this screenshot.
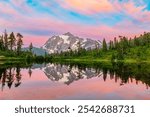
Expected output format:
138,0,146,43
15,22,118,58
0,0,150,47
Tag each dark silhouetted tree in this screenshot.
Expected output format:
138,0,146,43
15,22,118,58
0,35,4,50
16,33,23,55
8,32,16,51
29,42,33,52
102,38,107,51
4,30,8,50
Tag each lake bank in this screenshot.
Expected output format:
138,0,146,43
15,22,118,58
1,56,150,65
50,57,150,64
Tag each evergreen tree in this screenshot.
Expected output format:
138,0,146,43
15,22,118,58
29,43,33,52
77,41,82,51
109,40,114,50
95,41,99,50
16,33,23,55
77,41,82,56
16,38,23,55
114,37,117,49
102,38,107,51
0,35,4,50
8,32,16,51
4,30,8,50
134,36,140,46
128,38,133,47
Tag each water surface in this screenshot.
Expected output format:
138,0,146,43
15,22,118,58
0,62,149,100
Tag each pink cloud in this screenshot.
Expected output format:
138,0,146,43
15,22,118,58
59,0,150,25
0,14,146,46
0,0,150,47
10,0,34,13
113,1,150,23
59,0,115,15
124,1,145,14
0,2,19,16
123,1,150,23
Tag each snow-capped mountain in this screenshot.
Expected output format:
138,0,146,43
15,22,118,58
42,63,102,85
43,32,101,54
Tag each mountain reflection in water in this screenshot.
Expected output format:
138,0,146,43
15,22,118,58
0,62,150,99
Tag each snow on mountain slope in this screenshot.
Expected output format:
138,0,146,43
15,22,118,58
43,32,101,54
42,63,101,85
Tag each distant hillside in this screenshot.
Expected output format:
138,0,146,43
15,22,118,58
22,47,47,56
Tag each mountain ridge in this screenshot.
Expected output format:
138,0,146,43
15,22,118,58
22,47,47,56
43,32,101,54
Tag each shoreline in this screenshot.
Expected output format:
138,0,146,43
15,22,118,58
1,56,150,64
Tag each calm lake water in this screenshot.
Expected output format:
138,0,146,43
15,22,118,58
0,62,150,100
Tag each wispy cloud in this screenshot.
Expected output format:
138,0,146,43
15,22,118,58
58,0,115,15
0,0,150,46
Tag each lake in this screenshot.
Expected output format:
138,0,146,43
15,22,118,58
0,62,150,100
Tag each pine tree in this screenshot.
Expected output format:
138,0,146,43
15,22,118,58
0,35,4,50
128,38,132,47
16,33,23,55
77,41,82,56
102,38,107,51
77,41,81,51
8,32,16,51
4,30,8,50
29,43,33,52
95,41,99,50
134,36,140,46
109,40,114,50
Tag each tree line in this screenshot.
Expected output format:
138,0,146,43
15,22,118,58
0,30,24,55
51,32,150,61
0,30,53,62
0,30,35,59
106,32,150,60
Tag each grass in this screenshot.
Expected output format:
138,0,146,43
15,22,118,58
1,45,150,64
0,56,25,61
52,45,150,64
0,55,27,65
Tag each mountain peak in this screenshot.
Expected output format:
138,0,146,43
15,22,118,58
63,32,73,36
43,33,102,54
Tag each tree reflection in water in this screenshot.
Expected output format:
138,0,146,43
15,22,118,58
0,66,23,91
43,62,150,88
0,62,150,91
